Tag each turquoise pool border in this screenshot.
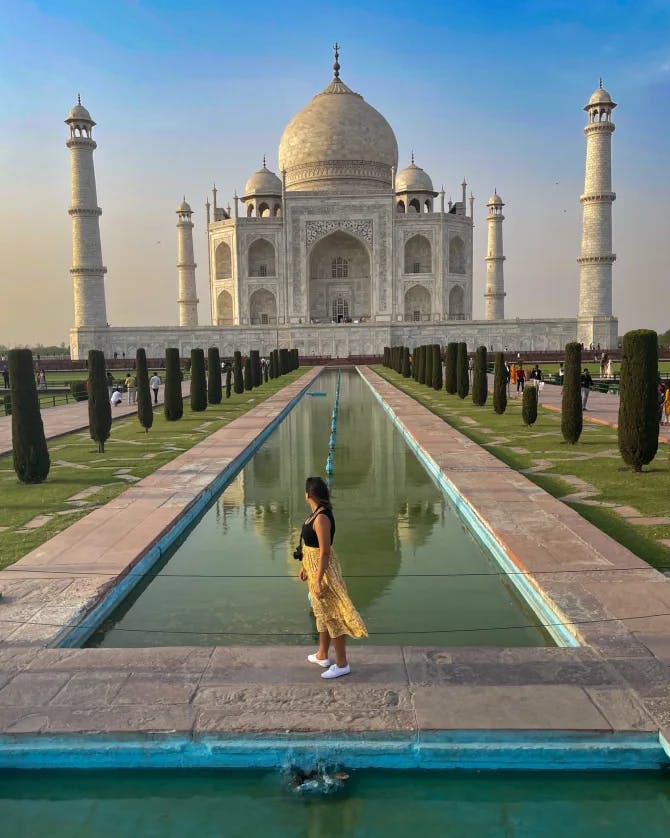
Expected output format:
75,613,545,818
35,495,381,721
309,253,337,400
0,731,667,771
356,368,579,648
57,369,323,648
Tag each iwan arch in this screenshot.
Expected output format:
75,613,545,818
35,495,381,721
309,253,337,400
66,50,618,359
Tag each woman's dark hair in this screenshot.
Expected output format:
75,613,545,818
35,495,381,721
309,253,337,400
305,476,331,508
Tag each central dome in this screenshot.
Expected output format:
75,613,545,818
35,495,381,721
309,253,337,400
278,76,398,193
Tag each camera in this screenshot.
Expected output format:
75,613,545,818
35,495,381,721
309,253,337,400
293,544,303,561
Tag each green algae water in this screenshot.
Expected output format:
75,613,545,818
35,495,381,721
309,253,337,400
1,770,669,837
90,370,551,647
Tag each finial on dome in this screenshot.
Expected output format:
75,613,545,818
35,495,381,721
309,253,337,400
411,150,415,165
262,155,266,168
333,42,340,79
599,77,603,89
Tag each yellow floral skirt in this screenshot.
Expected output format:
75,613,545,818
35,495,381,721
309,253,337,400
302,545,368,639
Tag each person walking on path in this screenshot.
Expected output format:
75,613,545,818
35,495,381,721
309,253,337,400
516,365,526,394
124,371,137,405
298,476,367,679
150,371,161,404
106,371,114,399
663,384,670,425
468,355,474,384
581,367,593,411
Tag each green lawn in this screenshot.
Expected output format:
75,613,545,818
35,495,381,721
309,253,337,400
0,369,306,570
374,366,670,572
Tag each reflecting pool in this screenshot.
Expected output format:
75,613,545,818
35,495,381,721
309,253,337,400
89,371,551,647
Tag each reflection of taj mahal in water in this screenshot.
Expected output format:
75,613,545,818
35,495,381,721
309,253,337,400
66,47,619,359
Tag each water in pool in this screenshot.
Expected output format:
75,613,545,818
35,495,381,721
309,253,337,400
89,370,551,647
1,769,669,837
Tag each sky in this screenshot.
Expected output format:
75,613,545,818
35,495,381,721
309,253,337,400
0,0,669,346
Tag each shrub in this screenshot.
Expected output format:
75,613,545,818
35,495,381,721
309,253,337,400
164,348,184,421
9,349,50,483
493,352,507,415
263,360,269,383
244,356,253,390
424,344,433,387
561,342,582,444
279,348,289,375
207,347,222,404
190,348,207,411
522,384,538,426
225,368,232,398
456,342,469,399
445,342,458,394
136,348,153,433
618,329,659,472
70,380,88,401
233,351,244,394
432,345,442,390
88,349,112,453
251,350,262,387
402,347,410,377
472,346,488,406
3,394,11,416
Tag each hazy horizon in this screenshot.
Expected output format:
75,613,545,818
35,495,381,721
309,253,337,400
1,0,668,346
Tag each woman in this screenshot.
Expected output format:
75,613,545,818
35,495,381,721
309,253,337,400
298,476,367,679
663,384,670,426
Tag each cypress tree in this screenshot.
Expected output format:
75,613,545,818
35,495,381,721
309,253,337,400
225,368,232,398
384,347,390,367
417,346,425,384
207,347,222,405
279,348,289,375
263,359,269,383
9,348,50,483
136,348,153,433
445,342,458,394
164,348,184,421
190,348,207,411
618,329,659,472
456,342,469,399
522,384,538,426
294,348,299,370
251,350,262,387
233,351,244,394
244,356,253,390
402,346,411,377
423,345,433,387
88,349,112,453
411,347,417,380
493,352,507,415
472,345,488,406
432,344,443,390
561,342,582,444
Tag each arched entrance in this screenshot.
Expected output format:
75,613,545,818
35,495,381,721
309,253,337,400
217,289,234,325
308,231,371,323
404,284,431,321
249,288,277,324
449,285,465,318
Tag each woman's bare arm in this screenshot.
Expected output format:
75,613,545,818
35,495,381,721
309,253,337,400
313,513,331,595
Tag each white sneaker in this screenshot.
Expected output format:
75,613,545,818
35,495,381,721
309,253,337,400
321,663,351,679
307,653,331,668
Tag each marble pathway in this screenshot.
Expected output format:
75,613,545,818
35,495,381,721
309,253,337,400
0,366,668,760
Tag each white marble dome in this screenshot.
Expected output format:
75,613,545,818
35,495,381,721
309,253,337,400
278,77,398,193
67,101,93,123
396,161,434,194
177,198,192,212
587,85,615,107
244,164,282,197
487,191,503,206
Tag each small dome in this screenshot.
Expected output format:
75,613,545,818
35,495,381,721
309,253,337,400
67,101,93,122
587,85,615,107
244,164,282,197
395,161,434,194
487,191,503,206
177,198,192,213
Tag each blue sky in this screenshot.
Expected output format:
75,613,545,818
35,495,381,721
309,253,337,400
1,0,668,343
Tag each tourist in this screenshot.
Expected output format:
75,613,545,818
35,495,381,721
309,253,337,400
124,371,136,405
150,371,161,404
663,384,670,425
657,380,666,424
516,365,526,393
106,370,114,398
110,388,123,406
2,365,8,388
297,476,367,679
468,355,474,383
530,364,542,382
606,357,614,378
39,369,46,389
581,367,593,410
505,362,511,394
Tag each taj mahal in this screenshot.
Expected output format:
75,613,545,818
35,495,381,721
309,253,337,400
66,47,619,360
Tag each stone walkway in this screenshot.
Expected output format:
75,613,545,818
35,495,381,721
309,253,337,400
0,366,668,766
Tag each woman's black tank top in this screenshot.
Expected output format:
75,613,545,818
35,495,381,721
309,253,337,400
301,506,335,547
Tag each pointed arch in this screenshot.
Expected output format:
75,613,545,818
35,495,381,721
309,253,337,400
215,241,232,280
217,289,234,325
449,235,465,274
404,284,431,321
249,288,277,325
404,234,432,274
449,285,465,317
248,238,276,277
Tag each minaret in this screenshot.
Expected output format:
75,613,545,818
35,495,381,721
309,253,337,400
65,97,107,328
484,190,506,320
577,80,617,347
176,198,198,326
